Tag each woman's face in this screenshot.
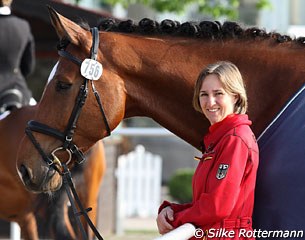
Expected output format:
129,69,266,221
199,74,237,125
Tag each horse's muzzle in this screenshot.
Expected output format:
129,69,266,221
18,164,61,193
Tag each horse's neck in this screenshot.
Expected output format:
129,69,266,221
102,34,211,148
226,41,305,136
102,33,305,148
126,70,207,149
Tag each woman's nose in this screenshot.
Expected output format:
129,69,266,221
207,96,216,106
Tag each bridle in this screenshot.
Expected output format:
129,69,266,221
26,27,110,170
25,27,109,240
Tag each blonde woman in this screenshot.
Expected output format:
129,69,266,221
157,61,259,240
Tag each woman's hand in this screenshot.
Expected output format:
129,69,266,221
156,206,174,234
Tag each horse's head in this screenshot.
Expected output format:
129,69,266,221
17,7,126,192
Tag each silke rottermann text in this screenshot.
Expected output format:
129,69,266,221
194,228,304,239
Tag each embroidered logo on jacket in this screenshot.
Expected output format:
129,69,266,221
216,164,229,180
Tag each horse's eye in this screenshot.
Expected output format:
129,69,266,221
56,81,72,91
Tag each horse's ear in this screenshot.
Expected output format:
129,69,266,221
47,6,86,45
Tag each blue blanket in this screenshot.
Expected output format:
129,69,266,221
253,85,305,238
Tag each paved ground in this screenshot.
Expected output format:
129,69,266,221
107,231,160,240
106,217,160,240
106,186,170,240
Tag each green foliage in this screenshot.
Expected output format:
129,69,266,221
98,0,272,20
255,0,272,10
198,0,240,19
168,168,195,204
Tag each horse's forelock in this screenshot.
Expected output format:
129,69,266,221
57,38,70,51
77,20,90,31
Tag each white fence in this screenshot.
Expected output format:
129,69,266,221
10,222,20,240
116,144,163,234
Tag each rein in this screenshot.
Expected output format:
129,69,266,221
25,27,109,240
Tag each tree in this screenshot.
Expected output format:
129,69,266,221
96,0,272,20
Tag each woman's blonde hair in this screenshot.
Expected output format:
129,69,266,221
192,61,248,114
0,0,12,7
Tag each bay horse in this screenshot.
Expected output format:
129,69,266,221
16,7,305,234
0,105,105,239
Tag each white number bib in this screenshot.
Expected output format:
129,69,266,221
80,58,103,80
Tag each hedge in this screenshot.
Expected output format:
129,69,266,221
168,168,195,203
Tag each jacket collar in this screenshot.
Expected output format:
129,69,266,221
203,114,251,151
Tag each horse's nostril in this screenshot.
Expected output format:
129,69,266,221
20,164,30,180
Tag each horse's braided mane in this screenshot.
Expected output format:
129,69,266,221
97,18,305,45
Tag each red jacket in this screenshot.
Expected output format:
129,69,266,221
159,114,259,240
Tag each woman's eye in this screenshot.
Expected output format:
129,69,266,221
215,92,223,95
56,81,72,91
200,93,208,97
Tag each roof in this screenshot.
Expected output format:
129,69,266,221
11,0,114,58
